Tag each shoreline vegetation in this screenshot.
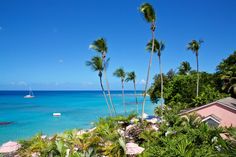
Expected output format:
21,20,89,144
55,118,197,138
1,2,236,157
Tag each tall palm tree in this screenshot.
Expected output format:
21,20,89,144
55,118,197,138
147,39,165,103
86,56,112,116
139,3,156,121
187,40,203,97
125,71,138,113
89,38,116,115
178,61,191,75
113,68,126,113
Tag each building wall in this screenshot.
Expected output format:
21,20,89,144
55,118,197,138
196,103,236,127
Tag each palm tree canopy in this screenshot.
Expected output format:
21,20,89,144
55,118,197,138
125,71,136,82
86,56,103,72
113,68,126,80
139,3,156,23
178,61,192,75
89,38,108,54
146,39,165,56
187,40,203,54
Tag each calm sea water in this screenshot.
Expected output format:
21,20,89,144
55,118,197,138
0,91,157,144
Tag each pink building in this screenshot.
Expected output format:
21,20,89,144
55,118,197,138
180,97,236,127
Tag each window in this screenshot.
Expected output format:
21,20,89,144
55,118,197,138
202,116,220,127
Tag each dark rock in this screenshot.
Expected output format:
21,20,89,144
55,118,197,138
0,122,14,126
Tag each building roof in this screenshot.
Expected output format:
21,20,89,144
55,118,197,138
217,97,236,110
180,97,236,115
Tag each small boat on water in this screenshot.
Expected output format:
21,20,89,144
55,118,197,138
24,88,35,99
53,113,61,117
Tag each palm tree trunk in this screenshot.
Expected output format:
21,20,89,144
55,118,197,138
133,80,138,114
141,24,155,121
196,52,199,97
103,66,116,115
158,54,164,104
122,80,126,114
99,75,112,116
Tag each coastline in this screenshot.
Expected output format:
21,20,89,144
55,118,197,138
0,90,156,144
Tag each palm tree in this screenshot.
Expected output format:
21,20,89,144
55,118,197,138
147,39,165,103
178,61,191,75
139,3,156,121
113,68,126,113
89,38,116,115
187,40,203,97
126,71,138,113
86,56,112,116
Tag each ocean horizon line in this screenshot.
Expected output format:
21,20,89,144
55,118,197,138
0,90,144,92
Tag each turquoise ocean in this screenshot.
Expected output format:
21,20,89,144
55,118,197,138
0,91,157,144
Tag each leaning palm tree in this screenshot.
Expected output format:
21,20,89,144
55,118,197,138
126,71,138,113
187,39,203,97
89,38,116,115
86,56,112,116
113,68,126,114
146,39,165,103
139,3,156,121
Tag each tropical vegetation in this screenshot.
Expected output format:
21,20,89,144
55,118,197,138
16,111,236,156
2,2,236,157
149,51,236,111
178,61,191,75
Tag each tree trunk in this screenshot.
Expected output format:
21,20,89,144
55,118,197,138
158,54,164,104
196,52,199,97
133,80,138,114
103,67,116,115
122,80,126,114
102,52,116,115
141,23,155,121
99,75,112,116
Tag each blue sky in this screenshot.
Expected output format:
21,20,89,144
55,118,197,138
0,0,236,90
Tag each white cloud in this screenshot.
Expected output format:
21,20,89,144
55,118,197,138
18,81,27,86
88,44,94,49
58,59,64,63
140,79,146,85
81,82,94,87
9,81,28,86
85,82,93,86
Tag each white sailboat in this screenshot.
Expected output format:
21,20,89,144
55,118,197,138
24,87,35,98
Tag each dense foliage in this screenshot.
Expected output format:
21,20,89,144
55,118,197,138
16,112,236,157
17,114,136,157
140,111,236,156
148,51,236,110
216,51,236,98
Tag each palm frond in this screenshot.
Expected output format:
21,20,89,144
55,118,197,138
139,3,156,23
146,39,165,55
89,38,108,54
125,71,136,82
187,39,203,53
113,68,126,79
86,56,103,72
